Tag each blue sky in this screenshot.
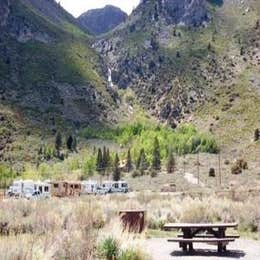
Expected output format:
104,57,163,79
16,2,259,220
56,0,140,17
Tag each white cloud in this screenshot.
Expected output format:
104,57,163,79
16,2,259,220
56,0,140,17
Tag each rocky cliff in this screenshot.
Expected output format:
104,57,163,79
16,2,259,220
94,0,260,130
78,5,127,35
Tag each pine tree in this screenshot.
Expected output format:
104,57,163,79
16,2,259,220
137,148,149,175
106,148,111,169
125,149,133,172
152,137,161,171
55,132,62,154
113,153,121,181
102,146,107,169
96,148,103,174
66,135,73,151
167,149,175,174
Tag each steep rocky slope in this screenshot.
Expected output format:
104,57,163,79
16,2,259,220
0,0,118,165
78,5,127,35
94,0,260,151
0,0,116,125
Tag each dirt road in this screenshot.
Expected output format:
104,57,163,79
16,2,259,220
146,238,260,260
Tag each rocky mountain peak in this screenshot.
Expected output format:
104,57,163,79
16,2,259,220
78,5,127,35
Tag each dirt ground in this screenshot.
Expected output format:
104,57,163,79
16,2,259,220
146,238,260,260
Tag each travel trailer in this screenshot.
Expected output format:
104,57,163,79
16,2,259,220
8,180,34,197
7,180,50,199
102,181,129,193
25,181,51,199
51,181,82,197
81,180,98,194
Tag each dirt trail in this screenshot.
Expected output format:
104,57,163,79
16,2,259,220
146,238,260,260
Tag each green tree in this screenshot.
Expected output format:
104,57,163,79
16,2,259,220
137,148,149,175
66,135,73,151
0,164,16,189
113,153,121,181
152,137,161,171
167,149,175,174
55,132,62,156
125,149,133,172
96,148,103,174
102,146,108,169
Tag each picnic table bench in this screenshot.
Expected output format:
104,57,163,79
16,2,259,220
164,222,239,253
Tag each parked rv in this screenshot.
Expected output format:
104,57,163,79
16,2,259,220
94,186,109,195
102,181,128,193
7,180,51,199
51,181,82,197
82,180,98,194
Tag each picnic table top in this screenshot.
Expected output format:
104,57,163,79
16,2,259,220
119,209,146,213
164,222,238,229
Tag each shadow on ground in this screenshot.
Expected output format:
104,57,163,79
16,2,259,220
171,249,245,258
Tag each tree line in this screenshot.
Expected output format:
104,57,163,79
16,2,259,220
95,137,176,181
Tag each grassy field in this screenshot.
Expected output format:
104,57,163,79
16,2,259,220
0,192,259,259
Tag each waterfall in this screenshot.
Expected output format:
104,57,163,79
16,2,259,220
108,68,113,88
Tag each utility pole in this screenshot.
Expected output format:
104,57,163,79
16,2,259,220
197,153,200,185
183,154,186,174
218,153,221,186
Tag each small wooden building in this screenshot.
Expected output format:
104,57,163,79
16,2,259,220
51,181,82,197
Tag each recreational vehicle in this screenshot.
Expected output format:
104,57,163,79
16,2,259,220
51,181,82,197
7,180,50,199
102,181,128,193
81,180,98,194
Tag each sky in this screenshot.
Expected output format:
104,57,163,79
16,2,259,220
56,0,140,17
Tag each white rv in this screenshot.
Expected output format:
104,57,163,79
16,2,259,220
102,181,128,193
7,180,50,199
82,180,98,194
25,181,50,199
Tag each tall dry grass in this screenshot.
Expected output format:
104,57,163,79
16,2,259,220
0,192,259,259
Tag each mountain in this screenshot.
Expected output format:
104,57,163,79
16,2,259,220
94,0,260,151
0,0,117,165
78,5,127,35
0,0,259,169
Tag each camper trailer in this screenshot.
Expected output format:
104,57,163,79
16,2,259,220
7,180,50,199
51,181,82,197
8,180,35,197
81,180,98,194
102,181,128,193
25,181,51,199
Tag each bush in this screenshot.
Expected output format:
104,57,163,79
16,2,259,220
150,170,157,178
120,248,148,260
209,168,216,177
98,237,119,260
224,159,230,165
132,170,140,178
231,159,248,175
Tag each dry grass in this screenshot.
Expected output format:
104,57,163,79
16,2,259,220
0,192,259,259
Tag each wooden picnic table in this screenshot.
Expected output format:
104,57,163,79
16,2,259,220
164,222,239,253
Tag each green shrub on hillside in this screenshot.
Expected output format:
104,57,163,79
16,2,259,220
0,164,16,188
